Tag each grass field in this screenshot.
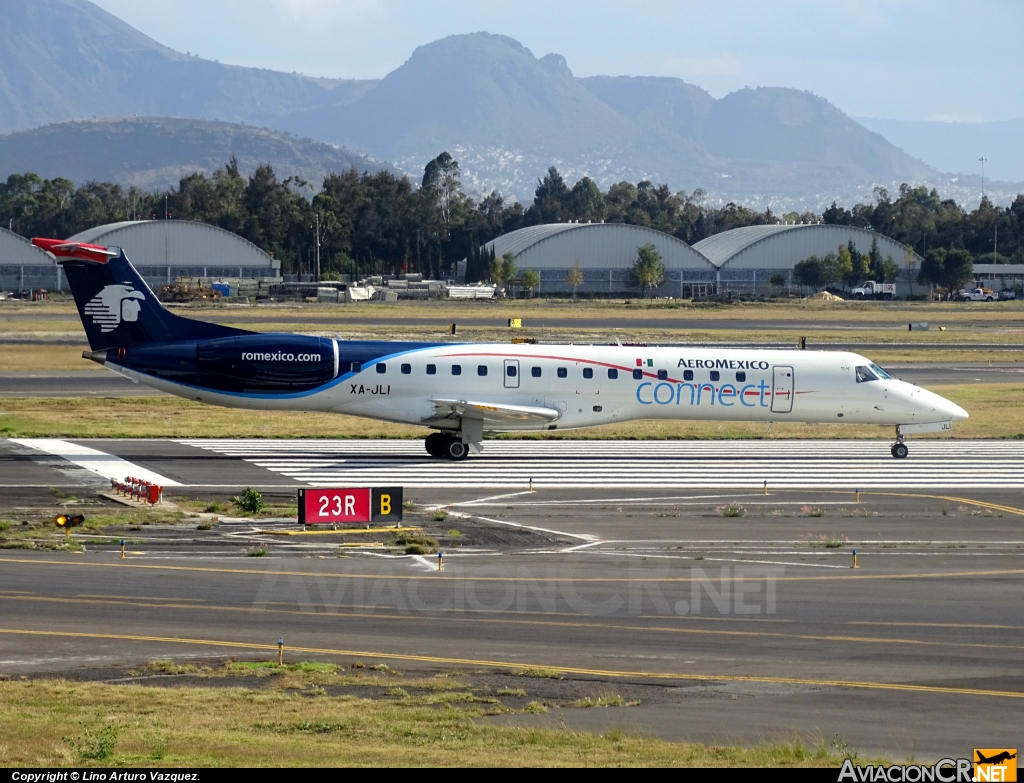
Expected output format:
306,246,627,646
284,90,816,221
0,662,871,767
0,384,1018,439
5,297,1024,324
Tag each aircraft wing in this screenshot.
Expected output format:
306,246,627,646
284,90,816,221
425,399,562,428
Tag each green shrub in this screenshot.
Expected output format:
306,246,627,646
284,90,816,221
232,488,265,514
65,724,118,760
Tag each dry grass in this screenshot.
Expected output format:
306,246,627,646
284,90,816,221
0,677,864,767
0,383,1019,439
0,345,102,371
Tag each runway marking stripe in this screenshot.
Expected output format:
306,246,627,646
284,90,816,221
1,628,1021,700
10,438,182,486
2,594,1020,652
174,439,1024,490
1,557,1022,583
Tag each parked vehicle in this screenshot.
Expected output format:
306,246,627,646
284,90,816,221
958,288,996,302
851,281,896,300
998,289,1017,300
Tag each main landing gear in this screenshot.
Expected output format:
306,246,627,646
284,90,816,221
425,432,469,461
890,427,909,459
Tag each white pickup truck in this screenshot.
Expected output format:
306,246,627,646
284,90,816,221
850,281,896,299
958,288,996,302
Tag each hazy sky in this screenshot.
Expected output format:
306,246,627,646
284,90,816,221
91,0,1023,122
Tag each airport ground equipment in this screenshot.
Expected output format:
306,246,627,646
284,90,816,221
851,281,896,299
36,236,968,461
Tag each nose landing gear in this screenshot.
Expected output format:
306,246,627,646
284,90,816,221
890,428,909,459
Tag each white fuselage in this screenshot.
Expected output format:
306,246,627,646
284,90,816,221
110,343,967,433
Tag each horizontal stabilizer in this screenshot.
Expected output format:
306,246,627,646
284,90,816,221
426,399,562,428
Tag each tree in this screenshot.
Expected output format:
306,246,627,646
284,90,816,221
568,177,607,223
793,256,822,288
836,244,855,284
490,251,517,287
566,259,584,300
520,269,540,298
868,236,884,280
918,248,973,296
818,251,841,287
631,243,665,298
768,273,786,288
881,255,900,283
533,167,569,223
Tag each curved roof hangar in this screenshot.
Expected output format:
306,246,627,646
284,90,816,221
486,222,715,271
69,220,277,271
694,224,922,270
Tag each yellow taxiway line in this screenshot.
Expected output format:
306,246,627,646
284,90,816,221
0,626,1021,701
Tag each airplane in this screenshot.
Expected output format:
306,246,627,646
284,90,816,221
35,237,968,461
976,751,1016,765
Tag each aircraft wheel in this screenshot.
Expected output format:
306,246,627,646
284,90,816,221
443,437,470,461
891,443,908,459
424,432,446,457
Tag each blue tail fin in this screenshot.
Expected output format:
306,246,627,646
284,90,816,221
35,238,250,350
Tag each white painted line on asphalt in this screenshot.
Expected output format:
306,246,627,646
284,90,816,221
9,438,182,486
446,510,598,543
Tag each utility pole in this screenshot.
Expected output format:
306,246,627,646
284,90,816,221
314,213,321,282
979,156,987,200
165,194,169,220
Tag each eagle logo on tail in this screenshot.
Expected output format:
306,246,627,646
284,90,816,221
84,284,145,332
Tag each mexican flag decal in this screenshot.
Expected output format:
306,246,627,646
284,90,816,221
636,358,654,367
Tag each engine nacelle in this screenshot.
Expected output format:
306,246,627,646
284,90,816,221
197,334,338,391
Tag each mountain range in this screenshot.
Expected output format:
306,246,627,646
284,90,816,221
0,0,1018,208
0,117,391,191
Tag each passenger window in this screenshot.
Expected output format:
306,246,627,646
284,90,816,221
710,371,720,381
351,362,361,373
736,371,746,382
583,367,593,379
426,364,436,375
507,365,517,377
657,369,668,380
478,365,487,376
608,368,618,379
855,365,878,383
632,369,643,380
452,364,462,376
683,370,693,381
532,366,542,378
376,363,386,374
401,363,411,375
557,367,567,378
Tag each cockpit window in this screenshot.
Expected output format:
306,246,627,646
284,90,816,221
870,363,893,380
855,365,879,383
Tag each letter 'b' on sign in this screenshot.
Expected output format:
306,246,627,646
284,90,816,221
298,487,403,525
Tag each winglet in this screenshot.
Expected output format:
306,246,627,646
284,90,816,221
32,237,118,264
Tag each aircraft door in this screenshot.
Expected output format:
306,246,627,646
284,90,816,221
771,366,794,413
504,359,520,389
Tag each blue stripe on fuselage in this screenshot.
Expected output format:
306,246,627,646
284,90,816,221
116,340,446,400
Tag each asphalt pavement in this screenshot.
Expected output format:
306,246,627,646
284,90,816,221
1,436,1023,759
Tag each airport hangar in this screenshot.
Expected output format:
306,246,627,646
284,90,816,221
0,220,280,294
484,222,923,297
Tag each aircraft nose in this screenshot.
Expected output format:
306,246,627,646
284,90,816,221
940,396,969,420
911,386,968,420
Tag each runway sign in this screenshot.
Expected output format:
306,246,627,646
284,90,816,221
298,486,403,525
